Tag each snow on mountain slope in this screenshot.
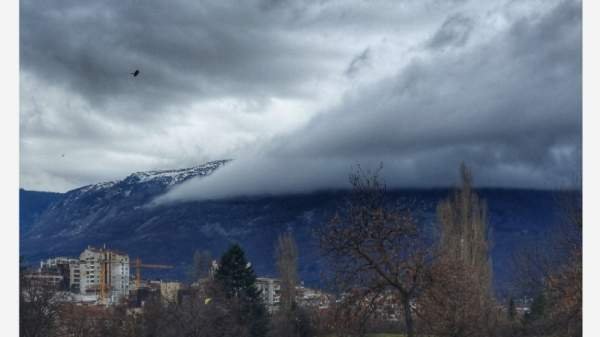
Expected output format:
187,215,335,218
123,160,229,186
24,160,231,239
71,160,230,196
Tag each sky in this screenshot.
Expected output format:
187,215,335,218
20,0,581,200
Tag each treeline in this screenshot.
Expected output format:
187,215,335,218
316,164,581,337
20,164,581,337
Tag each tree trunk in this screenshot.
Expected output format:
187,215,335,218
402,295,415,337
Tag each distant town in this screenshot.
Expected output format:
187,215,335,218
23,245,332,312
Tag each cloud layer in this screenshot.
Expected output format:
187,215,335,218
20,0,581,197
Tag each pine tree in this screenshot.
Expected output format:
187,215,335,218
527,293,547,322
215,244,269,337
508,297,516,321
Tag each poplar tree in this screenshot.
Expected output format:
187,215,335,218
276,231,299,311
419,163,496,337
437,163,492,295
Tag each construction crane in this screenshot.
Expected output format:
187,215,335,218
98,255,173,301
132,257,173,289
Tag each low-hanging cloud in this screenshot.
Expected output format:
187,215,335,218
156,0,581,203
22,0,468,191
20,0,580,195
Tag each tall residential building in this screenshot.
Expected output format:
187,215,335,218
79,246,130,304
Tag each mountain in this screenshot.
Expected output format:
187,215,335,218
20,189,63,236
20,160,571,295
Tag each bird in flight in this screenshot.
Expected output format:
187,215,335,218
131,69,140,77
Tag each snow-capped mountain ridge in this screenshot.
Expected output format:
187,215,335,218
124,159,230,186
69,159,231,194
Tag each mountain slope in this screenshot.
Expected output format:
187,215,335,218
20,189,63,236
20,160,569,294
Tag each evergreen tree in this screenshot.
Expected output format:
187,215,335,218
215,244,269,337
508,297,516,321
527,293,547,322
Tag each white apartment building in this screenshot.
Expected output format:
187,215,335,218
79,246,130,304
256,277,281,312
256,277,332,312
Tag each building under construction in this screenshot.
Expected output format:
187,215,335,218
78,245,131,304
33,245,174,305
38,256,80,291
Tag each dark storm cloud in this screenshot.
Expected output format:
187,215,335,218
20,0,370,191
158,0,581,202
345,48,371,77
427,14,473,50
20,0,343,121
20,0,581,195
292,0,581,159
21,0,452,121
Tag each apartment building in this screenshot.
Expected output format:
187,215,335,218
256,277,281,312
38,256,79,291
79,245,130,304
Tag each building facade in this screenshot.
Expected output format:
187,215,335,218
69,262,81,292
79,246,130,304
159,281,182,303
256,277,283,312
39,257,79,291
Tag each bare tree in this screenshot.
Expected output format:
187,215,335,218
319,166,430,337
276,231,299,310
271,231,315,337
20,267,64,337
418,163,497,337
546,179,581,337
54,304,136,337
131,282,249,337
54,304,102,337
188,250,213,283
510,168,582,337
437,163,492,295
